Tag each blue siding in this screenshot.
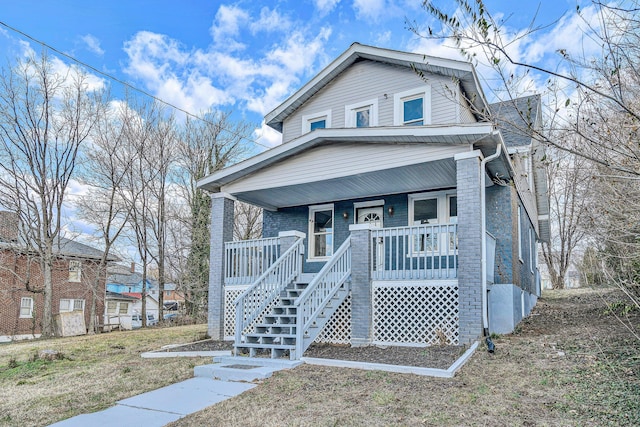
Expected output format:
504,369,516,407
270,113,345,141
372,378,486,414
263,194,409,274
262,189,536,289
486,185,514,284
485,184,537,292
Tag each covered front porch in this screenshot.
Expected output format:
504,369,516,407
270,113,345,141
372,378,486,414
202,140,507,359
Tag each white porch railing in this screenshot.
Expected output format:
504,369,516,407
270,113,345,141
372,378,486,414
234,237,304,345
371,224,458,280
295,237,351,357
224,237,281,286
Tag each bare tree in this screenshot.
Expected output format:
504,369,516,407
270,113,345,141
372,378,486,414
234,202,263,241
0,52,103,336
173,111,253,317
75,100,136,333
540,141,592,289
418,0,640,318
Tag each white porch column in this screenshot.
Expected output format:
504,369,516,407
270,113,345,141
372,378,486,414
207,192,236,340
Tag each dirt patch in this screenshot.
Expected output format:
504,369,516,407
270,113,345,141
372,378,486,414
161,340,233,352
304,343,466,369
169,287,640,427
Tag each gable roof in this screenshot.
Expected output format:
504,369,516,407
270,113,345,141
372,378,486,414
264,42,490,132
489,95,541,148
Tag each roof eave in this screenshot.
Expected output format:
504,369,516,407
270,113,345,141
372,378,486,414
197,123,497,193
264,42,489,132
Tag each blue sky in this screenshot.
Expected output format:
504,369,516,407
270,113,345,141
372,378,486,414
0,0,588,148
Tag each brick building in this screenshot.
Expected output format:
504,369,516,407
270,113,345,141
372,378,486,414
0,211,112,341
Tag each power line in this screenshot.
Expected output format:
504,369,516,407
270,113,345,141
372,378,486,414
0,20,272,150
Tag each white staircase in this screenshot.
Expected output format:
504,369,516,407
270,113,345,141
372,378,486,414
234,237,352,360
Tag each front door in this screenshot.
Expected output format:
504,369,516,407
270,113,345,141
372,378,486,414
356,206,383,227
357,206,384,270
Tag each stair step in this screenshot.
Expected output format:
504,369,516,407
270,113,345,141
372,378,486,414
255,325,296,334
235,343,296,350
245,333,296,339
262,316,296,325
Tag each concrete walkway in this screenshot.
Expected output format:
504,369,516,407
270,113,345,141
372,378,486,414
48,377,256,427
48,357,301,427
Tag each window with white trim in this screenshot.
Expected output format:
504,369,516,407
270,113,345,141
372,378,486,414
68,260,82,282
107,301,117,314
529,228,535,273
60,298,85,313
345,98,379,128
302,110,332,134
408,191,457,253
20,297,34,318
119,302,129,315
394,86,431,126
517,206,523,262
308,204,334,260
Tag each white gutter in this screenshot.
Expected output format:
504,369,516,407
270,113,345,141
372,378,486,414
480,133,503,336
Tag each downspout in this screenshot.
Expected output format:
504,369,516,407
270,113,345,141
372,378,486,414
480,133,502,353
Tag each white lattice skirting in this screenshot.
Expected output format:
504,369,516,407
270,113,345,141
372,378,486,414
224,286,247,338
314,293,351,344
372,281,459,345
225,286,352,344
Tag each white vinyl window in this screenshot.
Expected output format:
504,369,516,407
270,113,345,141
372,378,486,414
60,299,85,313
529,228,535,273
518,206,523,262
394,86,431,126
107,301,117,314
345,98,379,128
308,204,334,260
20,297,34,318
119,302,129,315
302,110,332,134
69,260,82,282
408,191,457,254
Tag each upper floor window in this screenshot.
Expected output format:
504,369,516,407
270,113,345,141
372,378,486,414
20,297,34,318
345,98,379,128
302,110,332,134
69,260,82,282
394,86,431,126
60,298,85,312
308,204,334,260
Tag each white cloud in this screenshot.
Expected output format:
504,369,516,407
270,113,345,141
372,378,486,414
123,5,333,123
210,4,249,51
249,7,293,34
375,30,392,45
315,0,341,15
80,34,104,56
353,0,387,22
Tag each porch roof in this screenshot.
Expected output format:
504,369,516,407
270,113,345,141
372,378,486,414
198,124,510,210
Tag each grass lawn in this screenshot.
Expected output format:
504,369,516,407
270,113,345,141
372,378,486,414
0,324,211,427
1,288,638,426
169,288,639,427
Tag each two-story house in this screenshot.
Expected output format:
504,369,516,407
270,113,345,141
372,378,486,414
198,43,549,359
0,211,115,341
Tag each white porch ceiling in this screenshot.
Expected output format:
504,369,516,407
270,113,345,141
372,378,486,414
231,159,458,209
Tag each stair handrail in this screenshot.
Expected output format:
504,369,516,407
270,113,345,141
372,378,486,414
235,237,304,345
294,236,351,358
